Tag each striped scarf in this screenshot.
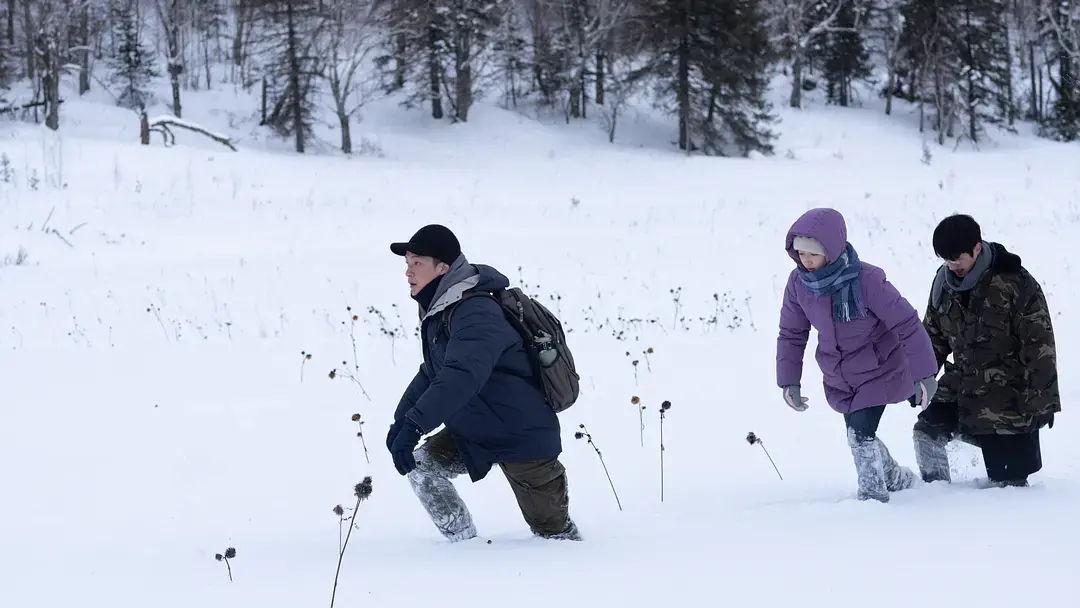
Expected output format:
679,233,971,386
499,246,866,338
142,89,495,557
798,242,865,323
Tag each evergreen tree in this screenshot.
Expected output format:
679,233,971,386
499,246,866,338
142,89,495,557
818,0,873,106
635,0,778,156
254,0,322,152
954,0,1014,143
378,0,506,122
898,0,962,143
0,31,12,108
108,0,160,111
1037,1,1080,140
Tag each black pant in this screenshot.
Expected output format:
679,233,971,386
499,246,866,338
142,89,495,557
844,405,886,443
915,402,1042,483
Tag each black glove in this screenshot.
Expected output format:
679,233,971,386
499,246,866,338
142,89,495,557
389,420,423,475
1031,412,1055,431
386,421,401,452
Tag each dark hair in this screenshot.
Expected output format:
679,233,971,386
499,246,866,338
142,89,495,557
932,214,981,260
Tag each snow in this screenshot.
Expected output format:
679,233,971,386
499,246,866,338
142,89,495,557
2,70,1080,608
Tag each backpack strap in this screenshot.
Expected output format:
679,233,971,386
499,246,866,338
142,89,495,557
445,291,496,334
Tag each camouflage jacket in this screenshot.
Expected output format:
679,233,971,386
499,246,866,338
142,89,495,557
923,242,1060,435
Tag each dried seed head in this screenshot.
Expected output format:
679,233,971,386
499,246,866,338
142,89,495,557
661,400,672,411
647,347,654,354
329,370,337,379
352,315,358,321
574,431,584,440
305,353,312,360
631,396,640,405
746,432,759,445
351,413,361,422
224,547,236,559
214,553,223,561
354,476,373,501
333,504,344,516
632,359,639,366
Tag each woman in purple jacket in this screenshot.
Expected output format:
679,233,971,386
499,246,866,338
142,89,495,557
776,207,939,503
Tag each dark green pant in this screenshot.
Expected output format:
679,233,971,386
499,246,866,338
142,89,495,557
407,428,579,541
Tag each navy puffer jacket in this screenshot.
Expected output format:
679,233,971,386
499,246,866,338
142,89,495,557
394,255,562,481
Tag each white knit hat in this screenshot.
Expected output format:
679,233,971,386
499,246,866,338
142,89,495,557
792,235,826,256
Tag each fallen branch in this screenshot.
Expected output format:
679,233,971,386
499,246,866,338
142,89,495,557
0,98,65,116
143,114,238,151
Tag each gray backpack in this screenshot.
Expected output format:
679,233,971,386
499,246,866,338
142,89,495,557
447,287,580,413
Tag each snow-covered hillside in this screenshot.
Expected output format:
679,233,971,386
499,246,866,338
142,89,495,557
3,69,1080,608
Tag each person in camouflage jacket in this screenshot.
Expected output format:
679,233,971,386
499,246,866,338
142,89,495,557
913,214,1059,487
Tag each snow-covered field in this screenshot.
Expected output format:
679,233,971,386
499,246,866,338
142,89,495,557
2,78,1079,607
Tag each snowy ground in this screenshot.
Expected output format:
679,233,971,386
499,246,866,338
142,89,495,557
2,74,1080,607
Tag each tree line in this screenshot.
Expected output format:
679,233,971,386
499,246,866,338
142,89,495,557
1,0,1079,156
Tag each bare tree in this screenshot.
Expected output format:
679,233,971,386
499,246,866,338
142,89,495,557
318,0,380,153
767,0,857,108
597,23,645,142
34,0,75,129
872,0,905,116
154,0,187,116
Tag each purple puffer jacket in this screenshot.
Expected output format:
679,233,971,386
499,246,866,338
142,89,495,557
776,208,938,414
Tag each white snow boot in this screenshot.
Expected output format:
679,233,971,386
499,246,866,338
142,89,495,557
913,427,951,484
877,439,917,492
848,428,889,503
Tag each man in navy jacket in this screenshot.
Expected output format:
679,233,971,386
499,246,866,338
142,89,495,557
385,224,581,542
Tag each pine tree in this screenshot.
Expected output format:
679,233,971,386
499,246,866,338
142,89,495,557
0,30,12,108
898,0,962,143
818,0,873,106
381,0,507,122
954,0,1014,144
254,0,322,152
108,0,160,111
1037,0,1080,140
490,4,530,109
635,0,778,156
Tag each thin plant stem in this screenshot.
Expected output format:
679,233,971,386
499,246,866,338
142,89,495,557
593,442,623,511
576,425,623,511
660,415,665,502
659,401,671,502
758,443,783,480
355,420,370,464
330,496,361,608
638,407,644,447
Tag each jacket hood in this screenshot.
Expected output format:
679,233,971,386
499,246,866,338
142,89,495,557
989,242,1022,273
420,254,510,321
786,207,848,267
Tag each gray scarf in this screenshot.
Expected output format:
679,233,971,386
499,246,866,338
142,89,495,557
930,241,995,310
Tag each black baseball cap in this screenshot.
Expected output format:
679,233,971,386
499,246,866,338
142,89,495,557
390,224,461,264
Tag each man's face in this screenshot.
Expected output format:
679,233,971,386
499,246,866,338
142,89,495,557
405,252,447,296
945,242,982,278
